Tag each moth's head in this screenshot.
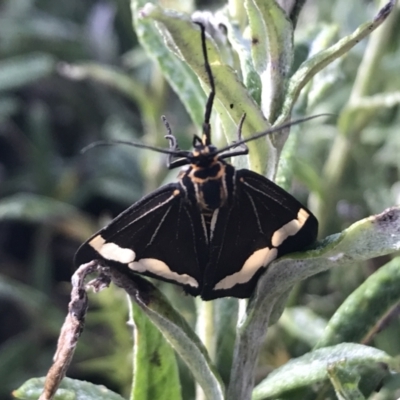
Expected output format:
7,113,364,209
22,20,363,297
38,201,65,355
188,134,218,167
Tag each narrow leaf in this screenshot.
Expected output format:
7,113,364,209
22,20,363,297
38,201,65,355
279,0,396,123
131,0,205,126
131,301,182,400
140,3,273,176
0,193,81,222
247,0,293,120
279,307,327,347
0,53,55,92
220,11,261,105
0,193,93,240
316,257,400,348
58,62,155,126
110,269,225,400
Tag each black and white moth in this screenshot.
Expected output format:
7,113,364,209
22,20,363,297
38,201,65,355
74,23,318,301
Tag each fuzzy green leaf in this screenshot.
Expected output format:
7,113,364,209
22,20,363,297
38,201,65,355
13,377,125,400
140,3,273,176
131,301,182,400
315,257,400,348
228,206,400,400
327,362,366,400
110,270,225,400
131,0,205,126
280,307,327,347
252,343,394,400
279,0,396,123
246,0,293,121
221,12,261,105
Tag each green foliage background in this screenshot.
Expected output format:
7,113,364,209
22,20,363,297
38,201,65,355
1,0,400,399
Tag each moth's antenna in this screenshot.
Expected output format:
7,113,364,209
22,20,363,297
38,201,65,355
194,21,215,147
214,114,332,155
80,140,190,157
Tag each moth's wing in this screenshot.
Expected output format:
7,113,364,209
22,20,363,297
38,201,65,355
201,169,318,300
74,183,208,296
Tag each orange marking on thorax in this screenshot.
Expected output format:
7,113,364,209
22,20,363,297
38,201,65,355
188,161,225,184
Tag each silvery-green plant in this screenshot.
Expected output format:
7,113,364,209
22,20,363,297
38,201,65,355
14,1,400,400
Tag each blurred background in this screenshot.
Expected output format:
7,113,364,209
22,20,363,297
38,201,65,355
1,0,400,399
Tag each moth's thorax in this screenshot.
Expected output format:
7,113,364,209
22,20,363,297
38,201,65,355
180,155,236,212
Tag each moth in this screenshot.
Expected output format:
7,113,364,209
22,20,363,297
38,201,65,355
74,22,318,300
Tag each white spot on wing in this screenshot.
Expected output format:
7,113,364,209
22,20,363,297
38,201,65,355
271,208,309,247
89,235,136,264
129,258,198,288
297,208,309,225
89,235,105,251
213,247,277,290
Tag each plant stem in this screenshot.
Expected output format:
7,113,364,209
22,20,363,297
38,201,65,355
195,300,216,400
